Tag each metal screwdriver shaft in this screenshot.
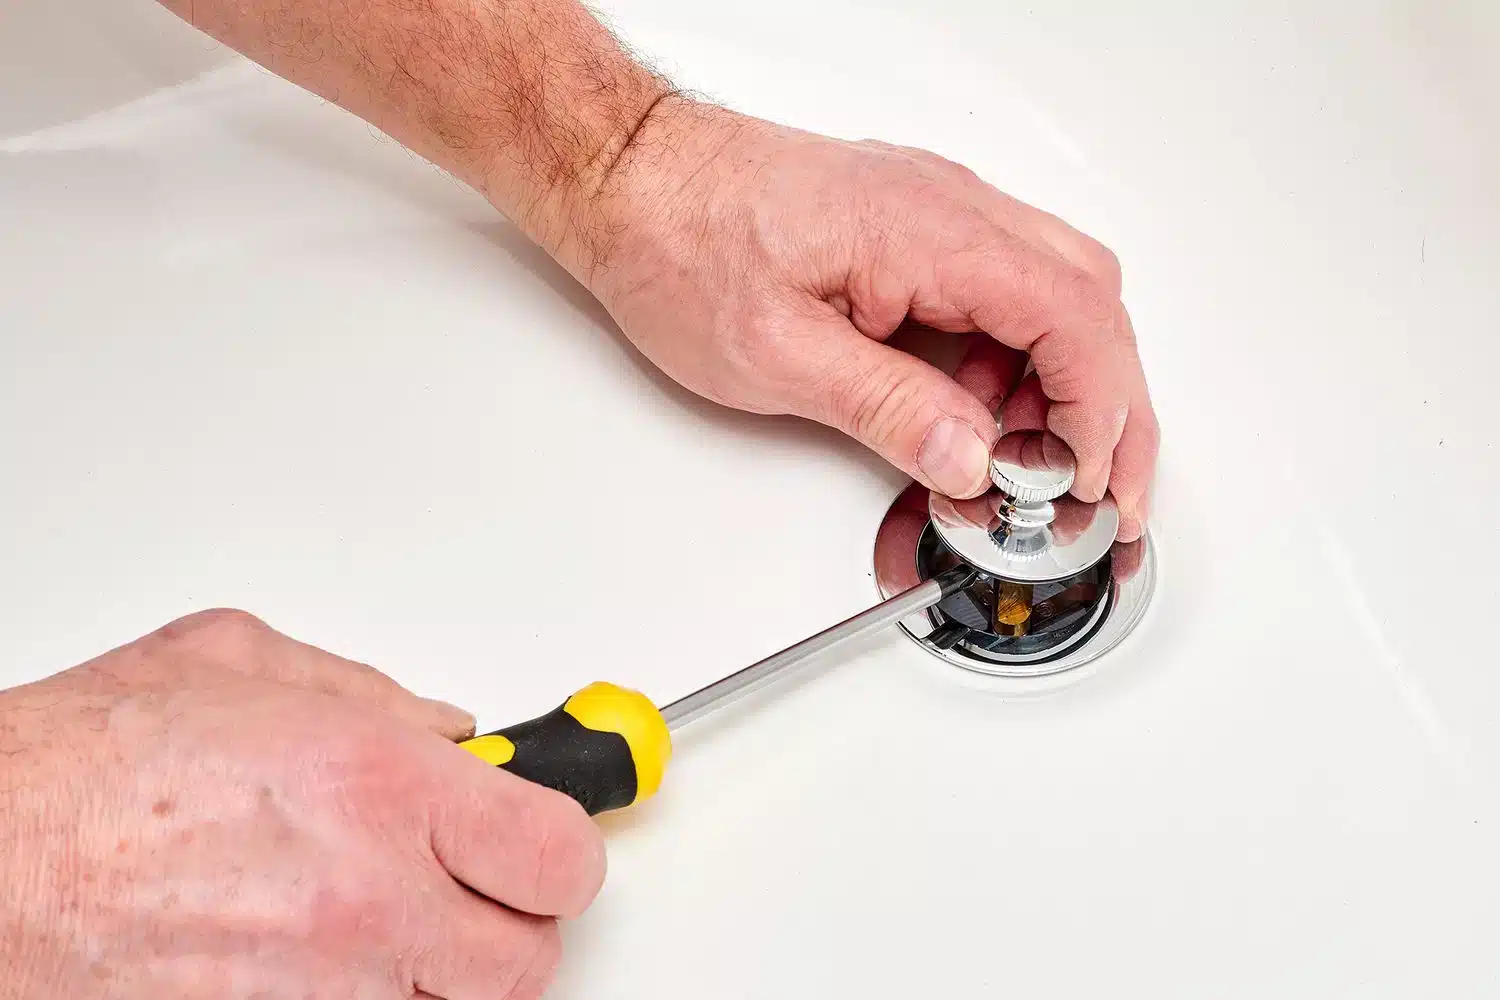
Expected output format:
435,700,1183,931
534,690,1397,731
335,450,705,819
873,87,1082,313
461,564,978,814
658,564,978,731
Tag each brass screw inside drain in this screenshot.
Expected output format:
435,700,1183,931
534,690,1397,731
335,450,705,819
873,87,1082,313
993,580,1035,636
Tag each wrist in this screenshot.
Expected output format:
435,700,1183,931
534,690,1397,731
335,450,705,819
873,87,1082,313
484,76,677,267
462,14,679,266
546,95,764,306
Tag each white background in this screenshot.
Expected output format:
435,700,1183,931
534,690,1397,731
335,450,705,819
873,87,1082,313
3,1,1498,995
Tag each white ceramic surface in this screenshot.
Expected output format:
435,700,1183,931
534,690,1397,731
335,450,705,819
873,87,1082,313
3,1,1497,996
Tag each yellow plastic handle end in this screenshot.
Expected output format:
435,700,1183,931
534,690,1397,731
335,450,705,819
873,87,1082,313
563,681,673,804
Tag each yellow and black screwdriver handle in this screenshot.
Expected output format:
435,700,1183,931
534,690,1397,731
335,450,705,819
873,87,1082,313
457,682,672,816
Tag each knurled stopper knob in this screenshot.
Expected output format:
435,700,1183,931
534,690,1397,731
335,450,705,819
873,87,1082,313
989,431,1076,504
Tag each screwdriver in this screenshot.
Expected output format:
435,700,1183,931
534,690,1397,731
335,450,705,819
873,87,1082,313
458,565,978,815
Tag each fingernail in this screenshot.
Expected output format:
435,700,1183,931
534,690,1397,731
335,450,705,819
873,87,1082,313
424,697,476,739
918,418,991,497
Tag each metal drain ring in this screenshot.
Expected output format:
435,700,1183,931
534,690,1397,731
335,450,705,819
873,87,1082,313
874,482,1157,679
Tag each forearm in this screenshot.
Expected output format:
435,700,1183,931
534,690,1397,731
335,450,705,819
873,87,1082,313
158,0,673,267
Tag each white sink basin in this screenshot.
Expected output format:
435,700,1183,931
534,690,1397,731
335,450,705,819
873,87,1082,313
3,1,1497,995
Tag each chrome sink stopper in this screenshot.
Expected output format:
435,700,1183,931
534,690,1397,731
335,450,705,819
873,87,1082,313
874,427,1156,678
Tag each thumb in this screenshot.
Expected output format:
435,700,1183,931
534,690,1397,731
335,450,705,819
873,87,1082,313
794,318,999,498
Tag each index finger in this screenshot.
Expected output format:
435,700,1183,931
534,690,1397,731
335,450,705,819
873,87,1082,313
421,737,607,919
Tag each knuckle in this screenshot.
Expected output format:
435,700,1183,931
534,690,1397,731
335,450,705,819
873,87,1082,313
324,656,400,699
150,607,269,658
927,150,980,184
1050,267,1116,331
879,141,980,185
1029,331,1089,402
945,227,1047,336
1079,239,1122,296
186,606,266,630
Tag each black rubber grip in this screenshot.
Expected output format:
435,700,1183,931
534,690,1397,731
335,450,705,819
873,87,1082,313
493,706,639,816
